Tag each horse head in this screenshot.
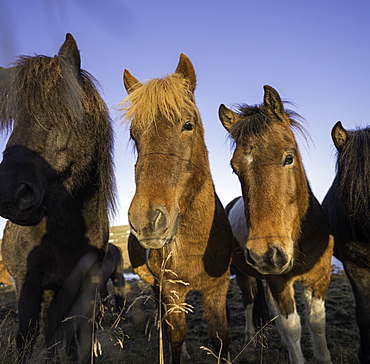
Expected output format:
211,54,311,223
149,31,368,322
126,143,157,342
0,34,114,226
220,86,309,275
121,54,210,249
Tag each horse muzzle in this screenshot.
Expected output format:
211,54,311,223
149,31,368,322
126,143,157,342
245,243,293,275
0,183,46,226
0,145,48,226
0,182,46,226
128,205,179,249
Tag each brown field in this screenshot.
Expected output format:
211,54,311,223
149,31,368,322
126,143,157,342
0,226,360,363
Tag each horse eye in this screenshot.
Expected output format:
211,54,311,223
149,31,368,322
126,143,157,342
284,154,294,166
182,122,194,131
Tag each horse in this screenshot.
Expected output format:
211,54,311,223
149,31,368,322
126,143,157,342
0,34,116,363
322,122,370,363
119,54,234,363
99,242,125,316
219,85,334,364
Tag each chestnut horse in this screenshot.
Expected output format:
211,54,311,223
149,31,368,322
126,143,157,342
0,34,116,363
322,122,370,363
219,85,333,363
120,54,233,363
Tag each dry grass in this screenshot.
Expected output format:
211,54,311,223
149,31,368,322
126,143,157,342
0,226,361,363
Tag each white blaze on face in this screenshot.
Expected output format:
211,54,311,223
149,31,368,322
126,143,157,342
244,153,253,164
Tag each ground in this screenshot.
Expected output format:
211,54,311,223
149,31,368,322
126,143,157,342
0,226,361,363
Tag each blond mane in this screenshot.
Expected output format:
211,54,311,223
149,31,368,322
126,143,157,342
119,73,199,131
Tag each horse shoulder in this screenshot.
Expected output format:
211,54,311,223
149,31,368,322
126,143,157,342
297,194,334,279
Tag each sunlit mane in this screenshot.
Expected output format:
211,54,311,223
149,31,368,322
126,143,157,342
119,73,198,131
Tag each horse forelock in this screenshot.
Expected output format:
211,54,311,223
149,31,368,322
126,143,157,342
229,103,306,146
119,73,199,132
337,127,370,218
1,56,80,130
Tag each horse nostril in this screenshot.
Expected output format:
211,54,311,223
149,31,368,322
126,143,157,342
148,207,169,233
153,208,167,232
266,245,289,268
245,249,257,266
13,183,38,211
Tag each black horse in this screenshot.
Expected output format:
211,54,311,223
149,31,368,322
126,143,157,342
100,243,125,315
0,34,116,363
322,121,370,364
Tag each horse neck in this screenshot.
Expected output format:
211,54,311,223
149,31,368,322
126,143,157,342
178,144,216,232
45,172,110,249
149,181,219,273
299,185,329,244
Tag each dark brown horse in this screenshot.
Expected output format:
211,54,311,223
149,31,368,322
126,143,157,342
120,54,233,363
219,85,333,363
100,243,125,315
0,34,116,363
322,122,370,363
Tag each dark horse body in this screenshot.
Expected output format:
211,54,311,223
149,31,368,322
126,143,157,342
322,122,370,363
219,86,333,363
0,34,115,363
120,54,233,363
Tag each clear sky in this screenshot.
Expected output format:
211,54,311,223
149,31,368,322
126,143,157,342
0,0,369,232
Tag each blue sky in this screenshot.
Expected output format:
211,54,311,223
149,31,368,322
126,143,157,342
0,0,369,232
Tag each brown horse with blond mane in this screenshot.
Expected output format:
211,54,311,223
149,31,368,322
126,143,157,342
119,54,233,363
219,86,333,364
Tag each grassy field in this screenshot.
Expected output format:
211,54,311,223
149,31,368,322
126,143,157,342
0,226,361,363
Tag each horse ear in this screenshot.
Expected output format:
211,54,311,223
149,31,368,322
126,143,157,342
175,53,196,93
332,121,349,151
58,33,81,75
263,85,285,120
219,104,240,131
123,69,142,94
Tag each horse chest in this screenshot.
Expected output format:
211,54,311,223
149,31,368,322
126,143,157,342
147,250,208,286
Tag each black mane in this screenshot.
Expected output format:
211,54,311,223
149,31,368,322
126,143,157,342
229,102,305,145
337,127,370,217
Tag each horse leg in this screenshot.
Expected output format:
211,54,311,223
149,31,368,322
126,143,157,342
68,261,101,364
100,281,109,303
160,287,189,364
45,254,100,363
234,270,256,346
344,261,370,363
303,286,331,363
16,275,43,363
111,270,125,314
202,277,230,362
266,279,304,364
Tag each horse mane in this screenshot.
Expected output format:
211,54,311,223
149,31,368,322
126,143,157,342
0,54,116,217
337,127,370,218
228,102,306,145
119,73,199,131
